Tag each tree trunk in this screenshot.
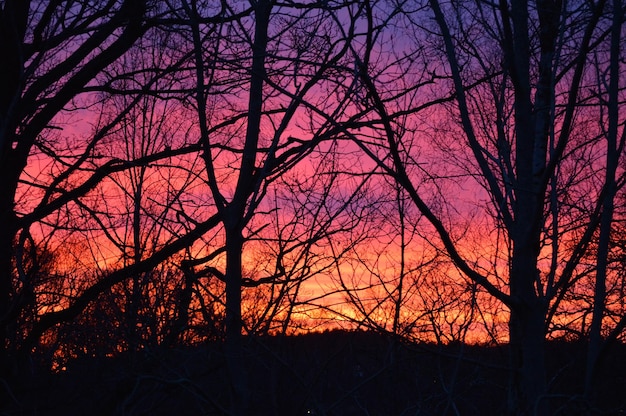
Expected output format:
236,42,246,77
507,184,549,415
507,183,549,416
0,184,19,395
0,211,14,376
224,227,249,415
0,2,28,375
220,1,271,412
585,0,622,397
508,297,548,415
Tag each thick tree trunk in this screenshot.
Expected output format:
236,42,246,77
505,0,554,409
220,2,271,412
508,215,548,415
224,228,249,415
507,212,549,416
0,189,19,395
508,299,548,415
0,213,14,376
0,3,28,373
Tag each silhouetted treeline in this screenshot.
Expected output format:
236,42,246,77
4,330,626,415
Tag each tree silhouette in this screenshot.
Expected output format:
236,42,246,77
346,0,626,413
2,1,625,415
0,0,150,377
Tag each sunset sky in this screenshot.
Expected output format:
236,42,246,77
0,0,621,385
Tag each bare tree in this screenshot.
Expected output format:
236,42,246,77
178,0,380,412
1,0,222,379
0,0,151,380
584,0,626,398
341,0,626,413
